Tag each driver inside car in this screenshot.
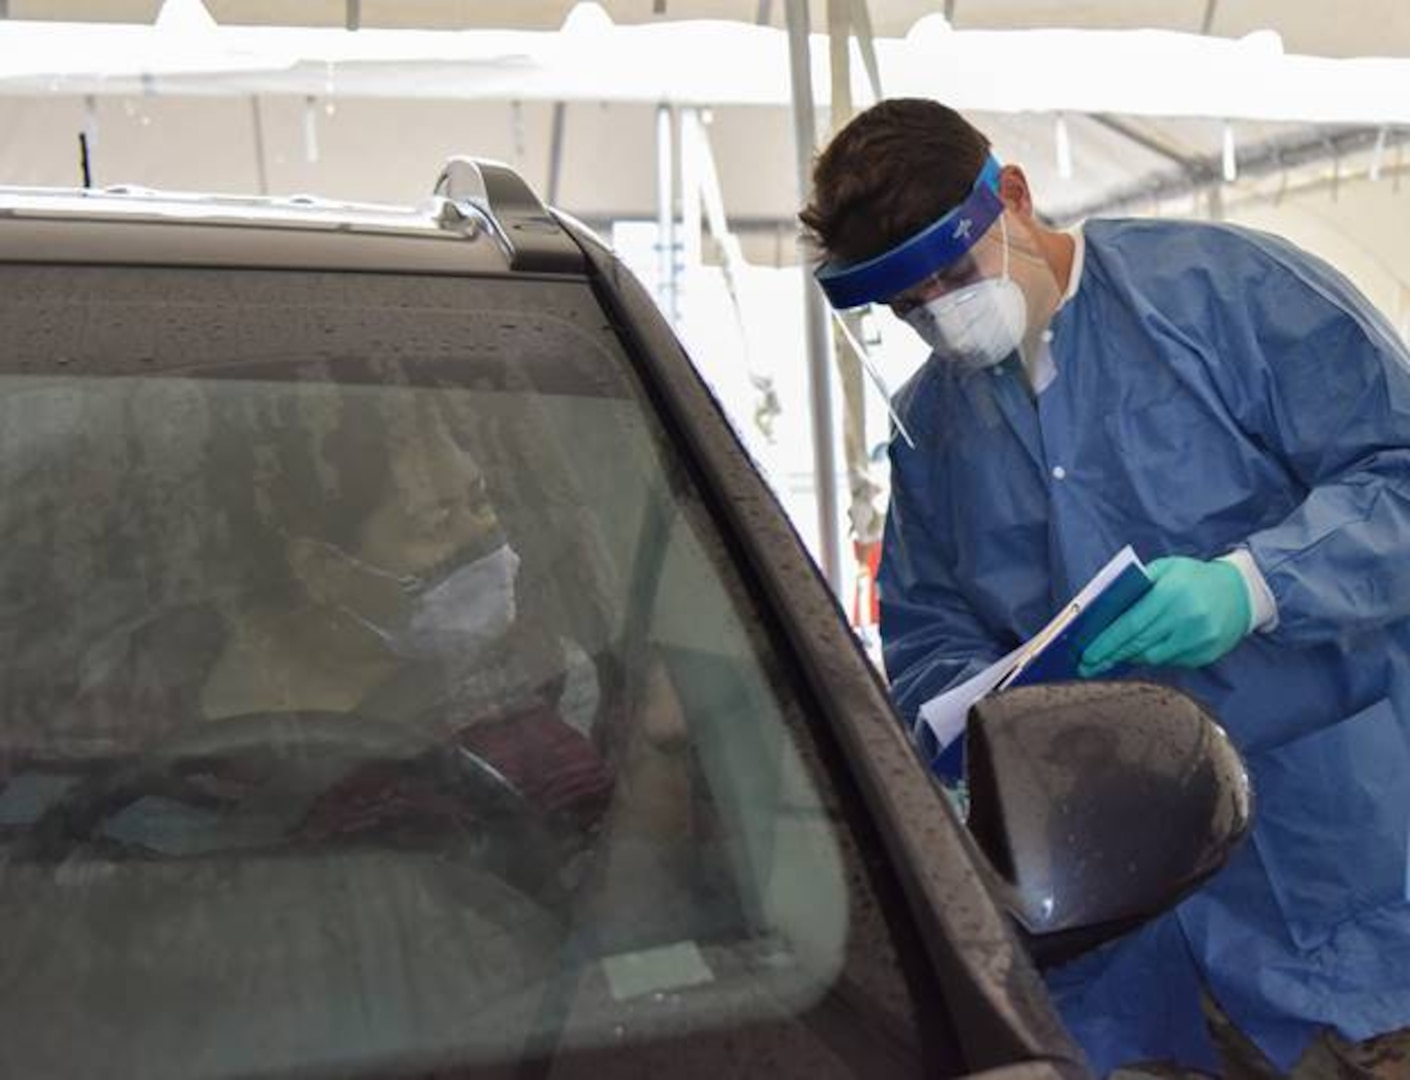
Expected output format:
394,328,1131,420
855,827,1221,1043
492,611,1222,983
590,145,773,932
51,380,615,863
227,389,614,846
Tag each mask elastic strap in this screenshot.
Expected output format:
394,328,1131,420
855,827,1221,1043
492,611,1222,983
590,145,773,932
338,602,399,647
303,536,420,594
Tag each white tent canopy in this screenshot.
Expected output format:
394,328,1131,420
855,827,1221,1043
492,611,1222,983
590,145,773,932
2,4,1407,125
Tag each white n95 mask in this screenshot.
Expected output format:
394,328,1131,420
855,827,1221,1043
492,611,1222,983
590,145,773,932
333,542,521,662
386,543,520,660
902,216,1027,372
904,277,1027,372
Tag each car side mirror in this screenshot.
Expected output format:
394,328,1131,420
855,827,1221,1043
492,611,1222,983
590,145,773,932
964,681,1252,968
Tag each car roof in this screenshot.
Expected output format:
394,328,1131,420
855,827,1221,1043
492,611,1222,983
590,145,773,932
0,159,586,278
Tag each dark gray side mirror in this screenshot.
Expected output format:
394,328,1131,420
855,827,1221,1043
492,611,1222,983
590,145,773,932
964,681,1252,967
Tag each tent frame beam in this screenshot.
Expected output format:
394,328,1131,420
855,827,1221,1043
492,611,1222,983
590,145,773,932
1088,113,1210,178
1055,124,1409,223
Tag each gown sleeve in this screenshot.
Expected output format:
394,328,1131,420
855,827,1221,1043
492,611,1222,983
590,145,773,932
1212,238,1410,646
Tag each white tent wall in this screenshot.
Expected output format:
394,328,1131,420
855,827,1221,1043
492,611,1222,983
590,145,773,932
1224,167,1410,339
0,95,802,264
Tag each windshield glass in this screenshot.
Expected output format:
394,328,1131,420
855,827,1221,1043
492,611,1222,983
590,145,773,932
0,265,938,1079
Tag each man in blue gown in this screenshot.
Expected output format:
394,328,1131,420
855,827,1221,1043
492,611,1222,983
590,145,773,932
800,98,1410,1077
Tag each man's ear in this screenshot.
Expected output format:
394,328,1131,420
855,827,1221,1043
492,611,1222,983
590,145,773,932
997,164,1035,217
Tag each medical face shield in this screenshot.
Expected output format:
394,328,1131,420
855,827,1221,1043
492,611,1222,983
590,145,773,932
815,156,1005,312
817,156,1065,382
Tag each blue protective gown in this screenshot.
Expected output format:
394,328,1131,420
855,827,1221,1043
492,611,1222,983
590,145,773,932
879,217,1410,1075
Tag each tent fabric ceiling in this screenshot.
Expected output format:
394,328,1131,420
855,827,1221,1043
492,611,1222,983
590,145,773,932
12,0,1410,59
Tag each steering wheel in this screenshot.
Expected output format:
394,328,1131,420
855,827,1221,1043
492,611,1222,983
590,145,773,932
18,710,574,902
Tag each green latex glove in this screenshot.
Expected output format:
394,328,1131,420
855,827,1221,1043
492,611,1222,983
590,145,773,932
1079,556,1252,677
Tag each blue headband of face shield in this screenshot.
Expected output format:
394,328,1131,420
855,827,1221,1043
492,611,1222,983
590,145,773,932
814,156,1005,311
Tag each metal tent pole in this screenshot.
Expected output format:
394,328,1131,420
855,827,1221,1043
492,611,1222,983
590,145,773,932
249,96,269,196
827,0,885,553
655,103,679,323
547,101,567,206
785,0,842,592
680,107,703,270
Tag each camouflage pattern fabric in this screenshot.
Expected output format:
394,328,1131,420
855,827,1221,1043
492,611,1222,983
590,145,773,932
1290,1024,1410,1079
1108,994,1410,1079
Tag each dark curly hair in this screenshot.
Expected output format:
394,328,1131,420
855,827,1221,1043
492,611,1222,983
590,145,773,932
799,98,992,265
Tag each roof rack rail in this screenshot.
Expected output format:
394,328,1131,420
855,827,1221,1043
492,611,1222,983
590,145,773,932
433,157,582,275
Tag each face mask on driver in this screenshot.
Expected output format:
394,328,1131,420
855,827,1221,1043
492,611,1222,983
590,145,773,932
333,542,521,661
902,215,1027,372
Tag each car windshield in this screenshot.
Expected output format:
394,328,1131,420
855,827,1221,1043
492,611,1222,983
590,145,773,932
0,264,942,1079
